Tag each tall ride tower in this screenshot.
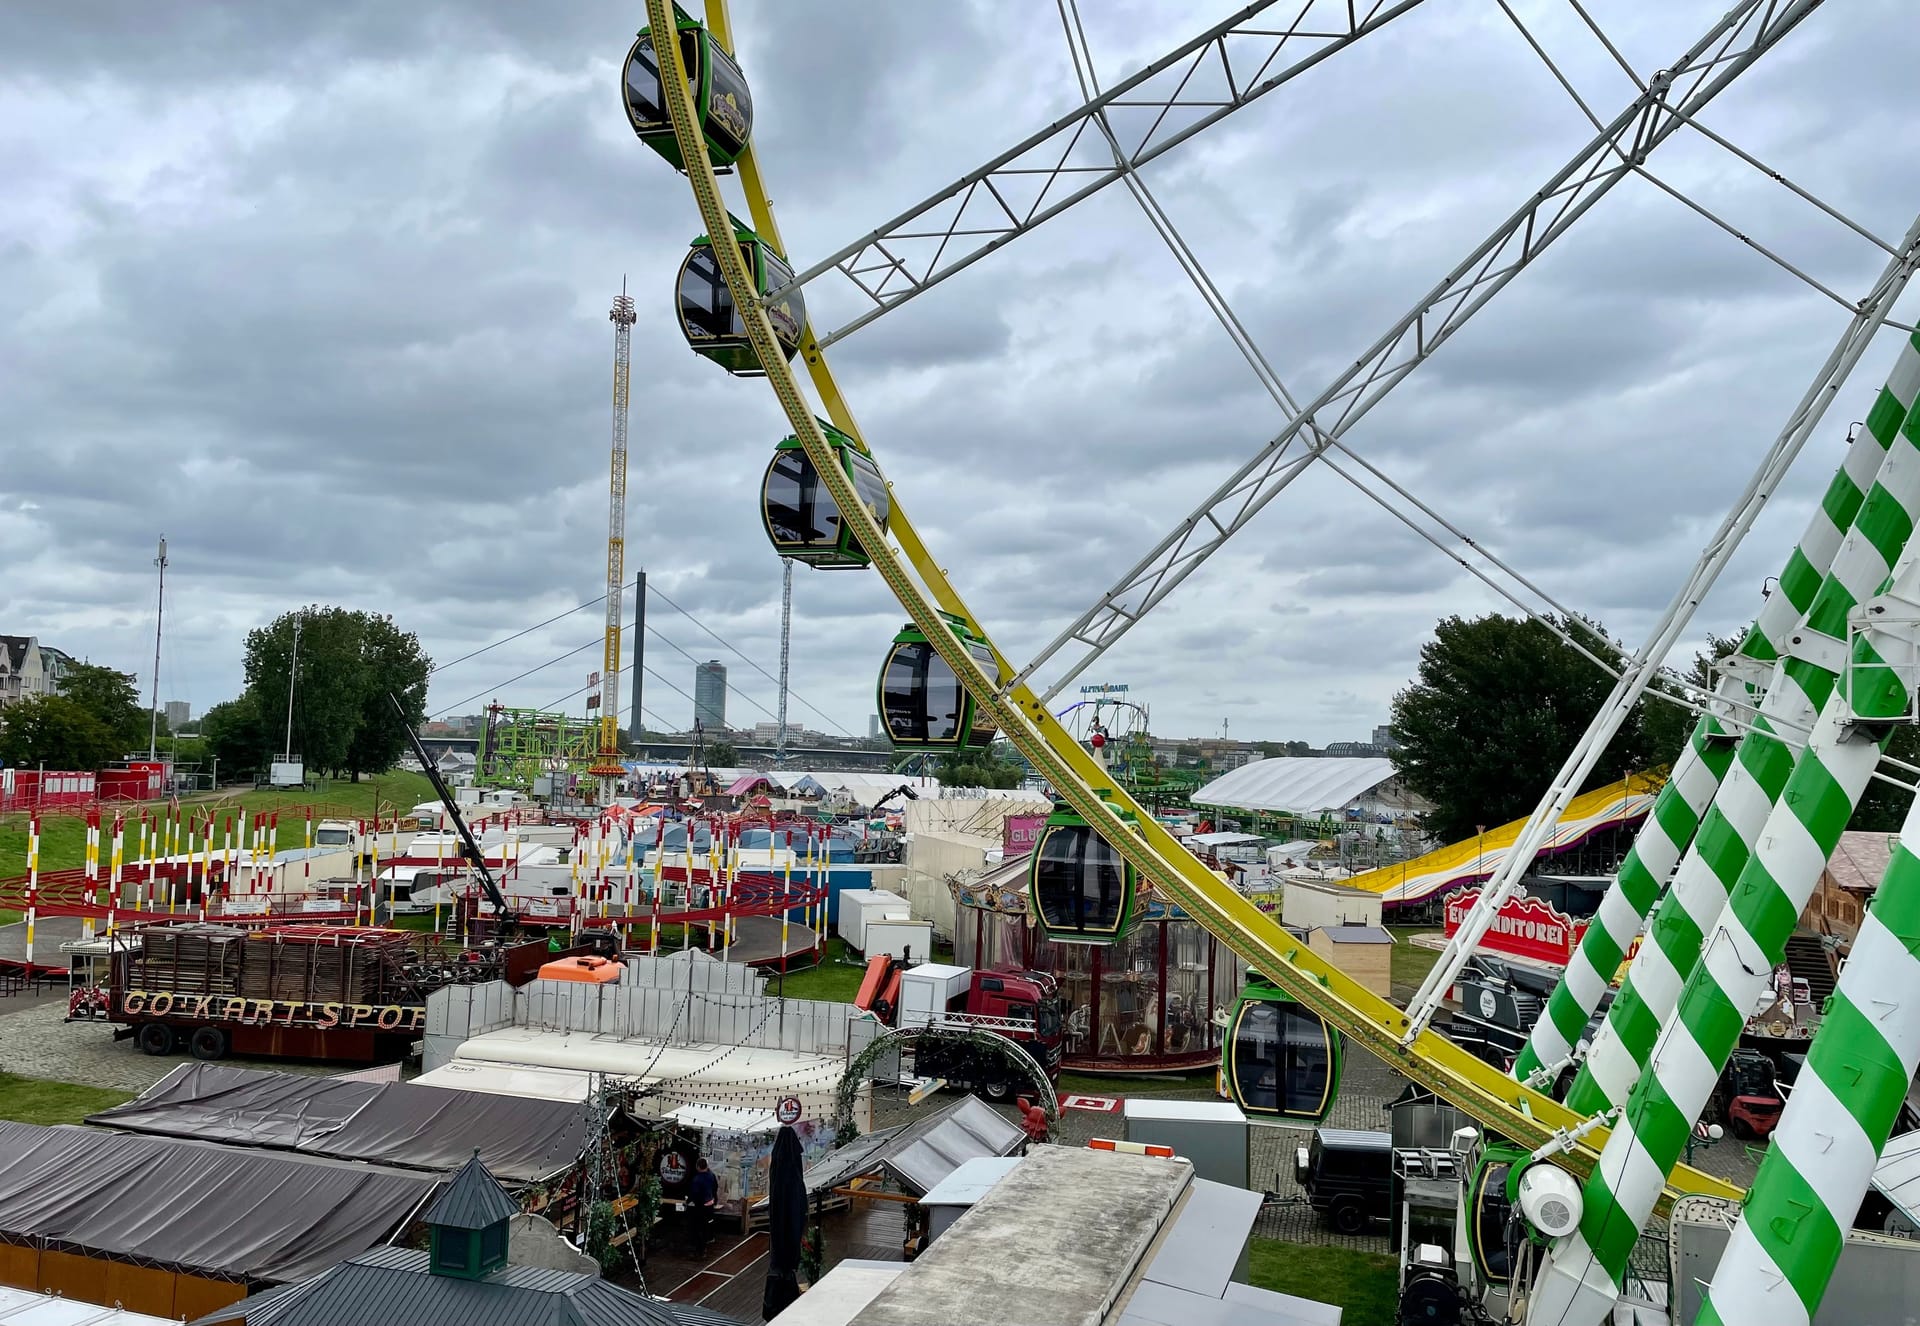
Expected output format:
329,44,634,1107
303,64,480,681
589,283,638,798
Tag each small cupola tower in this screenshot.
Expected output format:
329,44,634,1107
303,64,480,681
423,1150,517,1281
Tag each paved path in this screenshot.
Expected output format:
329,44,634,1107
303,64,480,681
0,997,337,1093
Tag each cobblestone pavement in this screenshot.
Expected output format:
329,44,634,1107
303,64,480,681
0,998,336,1093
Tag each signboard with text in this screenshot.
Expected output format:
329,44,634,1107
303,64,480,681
1442,888,1587,968
1004,813,1048,855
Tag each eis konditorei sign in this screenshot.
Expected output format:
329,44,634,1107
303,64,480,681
1441,888,1587,968
119,990,426,1032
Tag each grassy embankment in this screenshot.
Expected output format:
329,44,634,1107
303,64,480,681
0,772,441,925
1245,1240,1398,1326
0,1072,133,1125
1388,924,1443,999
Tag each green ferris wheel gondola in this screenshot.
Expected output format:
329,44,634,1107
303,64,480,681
676,217,806,375
1029,799,1138,944
622,5,753,171
1221,979,1341,1121
762,424,890,568
877,613,1001,750
1463,1141,1530,1286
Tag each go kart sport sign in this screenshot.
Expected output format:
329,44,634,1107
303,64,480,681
1442,888,1587,968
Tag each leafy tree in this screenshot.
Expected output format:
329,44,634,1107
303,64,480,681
1850,727,1920,831
1389,613,1686,843
344,614,431,779
706,738,739,767
242,607,432,781
0,694,119,769
201,695,268,779
936,748,1022,789
57,662,152,754
1686,632,1743,691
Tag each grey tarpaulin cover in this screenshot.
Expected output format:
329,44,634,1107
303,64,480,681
0,1120,439,1282
87,1062,587,1184
798,1094,1023,1198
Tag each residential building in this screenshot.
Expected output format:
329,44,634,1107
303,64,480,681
694,660,726,733
39,645,76,693
0,636,45,709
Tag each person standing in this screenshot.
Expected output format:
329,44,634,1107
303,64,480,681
689,1156,719,1255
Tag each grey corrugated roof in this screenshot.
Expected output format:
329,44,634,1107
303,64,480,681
422,1154,519,1231
190,1246,745,1326
88,1063,588,1184
1317,925,1392,943
0,1121,436,1283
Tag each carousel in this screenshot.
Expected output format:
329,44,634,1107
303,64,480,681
948,852,1246,1074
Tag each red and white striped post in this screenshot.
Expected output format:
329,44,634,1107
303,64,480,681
23,814,40,966
107,811,124,937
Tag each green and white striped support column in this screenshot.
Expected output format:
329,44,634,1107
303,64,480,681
1515,707,1735,1079
1564,369,1920,1112
1696,788,1920,1326
1512,397,1887,1084
1529,479,1920,1326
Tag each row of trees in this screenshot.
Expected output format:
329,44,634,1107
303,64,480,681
1387,613,1915,842
199,608,432,782
0,662,159,770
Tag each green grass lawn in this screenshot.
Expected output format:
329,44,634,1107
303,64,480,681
768,938,867,1002
1245,1239,1398,1326
0,1073,134,1125
1059,1068,1219,1097
1389,925,1443,996
0,771,441,881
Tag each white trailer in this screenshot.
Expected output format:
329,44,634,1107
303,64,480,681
836,888,911,953
864,918,935,965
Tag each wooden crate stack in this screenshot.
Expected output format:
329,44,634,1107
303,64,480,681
241,931,410,1004
130,925,248,997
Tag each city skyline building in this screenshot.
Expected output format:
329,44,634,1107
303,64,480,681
694,660,726,734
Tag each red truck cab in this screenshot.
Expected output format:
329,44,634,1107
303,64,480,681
858,957,1065,1099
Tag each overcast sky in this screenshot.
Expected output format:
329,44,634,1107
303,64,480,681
4,1,1918,747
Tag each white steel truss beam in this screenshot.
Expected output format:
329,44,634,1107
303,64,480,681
1015,0,1829,701
764,0,1430,346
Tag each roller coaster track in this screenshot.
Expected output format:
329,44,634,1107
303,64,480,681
651,0,1739,1206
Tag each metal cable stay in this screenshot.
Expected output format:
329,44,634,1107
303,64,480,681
1008,0,1877,704
1044,0,1912,746
1036,1,1920,1035
751,0,1920,1043
762,1,1903,764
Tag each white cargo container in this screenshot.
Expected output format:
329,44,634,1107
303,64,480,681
836,888,912,953
1123,1099,1250,1190
1280,878,1382,930
897,963,973,1030
864,918,935,965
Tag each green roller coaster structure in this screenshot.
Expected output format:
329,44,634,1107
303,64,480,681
476,705,601,791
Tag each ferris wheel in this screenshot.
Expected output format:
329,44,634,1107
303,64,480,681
622,5,1920,1322
1052,686,1151,787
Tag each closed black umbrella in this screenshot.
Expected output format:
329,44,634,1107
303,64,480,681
762,1124,807,1319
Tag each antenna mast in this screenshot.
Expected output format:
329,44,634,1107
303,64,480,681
148,536,167,761
591,280,639,799
283,612,301,760
776,559,792,766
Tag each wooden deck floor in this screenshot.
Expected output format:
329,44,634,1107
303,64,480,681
642,1202,907,1324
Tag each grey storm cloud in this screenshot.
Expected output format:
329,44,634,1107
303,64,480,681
3,1,1919,744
